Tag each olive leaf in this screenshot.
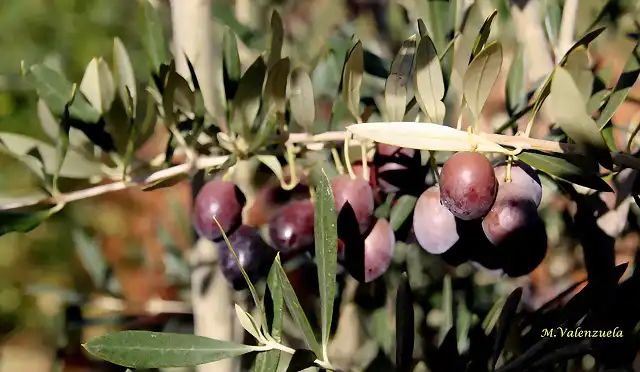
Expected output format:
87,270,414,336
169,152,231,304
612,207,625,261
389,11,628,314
234,304,263,341
414,33,446,123
53,88,74,190
342,41,364,119
289,67,315,131
23,63,100,123
113,37,137,112
223,27,241,82
80,57,116,114
463,41,503,121
139,0,168,72
385,35,417,122
230,56,267,138
597,41,640,129
450,3,484,96
0,205,62,238
558,27,605,66
563,47,593,102
549,67,609,154
471,9,498,59
505,45,527,116
267,10,284,70
390,195,417,231
264,58,290,115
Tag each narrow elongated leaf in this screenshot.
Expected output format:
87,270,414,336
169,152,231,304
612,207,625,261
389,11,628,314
72,229,108,289
254,261,284,372
414,34,446,123
23,64,100,123
450,3,484,95
563,47,593,101
79,58,116,114
505,46,526,116
289,67,315,130
113,37,137,112
267,11,284,70
517,151,612,192
385,35,417,122
439,275,453,346
54,95,72,190
134,89,159,148
223,27,241,82
314,169,338,358
463,41,502,120
342,41,364,118
347,122,508,153
0,206,61,237
273,255,321,356
389,195,417,231
549,67,608,152
471,10,498,59
139,0,167,71
597,41,640,129
491,288,522,370
235,304,263,341
83,331,258,368
264,58,290,114
395,273,414,372
231,56,267,137
559,27,606,66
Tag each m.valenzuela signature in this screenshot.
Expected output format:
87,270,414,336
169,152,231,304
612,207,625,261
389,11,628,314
541,327,624,338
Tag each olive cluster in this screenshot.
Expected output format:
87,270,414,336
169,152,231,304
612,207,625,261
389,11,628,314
412,151,548,277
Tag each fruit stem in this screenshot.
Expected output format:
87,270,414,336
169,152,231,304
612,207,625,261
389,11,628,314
331,147,345,175
360,140,370,182
505,156,513,183
281,144,300,191
428,151,440,184
344,131,356,179
467,126,478,152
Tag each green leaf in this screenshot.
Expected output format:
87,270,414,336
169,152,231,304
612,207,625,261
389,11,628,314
342,41,364,119
264,58,290,115
597,41,640,129
140,0,168,71
438,275,453,346
0,205,61,237
463,41,502,120
385,35,417,122
235,304,263,341
254,260,284,372
134,89,160,148
471,9,498,59
267,10,284,70
231,56,267,137
450,3,484,96
83,331,259,368
273,255,321,356
389,195,417,231
54,92,73,190
587,89,611,116
505,46,527,116
559,27,606,66
563,47,593,102
223,27,241,82
72,228,108,289
549,67,608,152
0,132,104,179
23,63,100,123
256,155,285,185
314,169,338,358
80,57,116,114
414,34,446,123
417,19,428,39
122,89,137,176
113,37,137,112
289,67,315,131
517,151,612,192
544,0,562,45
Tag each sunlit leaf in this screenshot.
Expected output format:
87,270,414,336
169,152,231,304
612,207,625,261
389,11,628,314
80,57,116,114
463,41,502,120
517,151,612,192
347,122,508,153
471,9,498,59
385,35,417,122
113,37,137,112
559,27,606,66
314,169,338,358
414,34,446,123
254,260,284,372
505,45,527,116
54,94,72,189
597,41,640,129
83,331,258,368
289,67,315,131
450,3,484,96
23,63,100,123
563,47,593,101
235,304,263,341
342,41,364,119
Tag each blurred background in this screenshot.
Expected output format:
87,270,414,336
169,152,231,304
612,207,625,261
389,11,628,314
1,0,640,371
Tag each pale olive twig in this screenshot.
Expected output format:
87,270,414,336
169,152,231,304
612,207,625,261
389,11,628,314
556,0,579,59
344,131,356,179
360,140,369,182
331,148,346,175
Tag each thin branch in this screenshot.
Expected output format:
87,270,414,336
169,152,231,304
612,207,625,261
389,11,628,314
91,295,192,315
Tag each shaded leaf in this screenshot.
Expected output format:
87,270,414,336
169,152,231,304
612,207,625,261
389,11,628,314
463,41,503,120
230,56,267,137
133,89,159,148
597,41,640,129
389,195,417,231
267,11,284,70
439,275,454,346
264,58,290,114
273,255,321,356
559,27,606,66
385,35,417,122
395,273,414,372
505,45,526,116
339,202,365,283
414,34,446,123
285,349,317,372
113,37,137,112
83,331,258,368
139,0,168,71
53,95,72,190
223,27,242,82
491,288,522,370
23,63,100,123
471,9,498,59
289,67,315,130
72,229,108,289
342,41,364,119
517,151,612,192
347,122,508,153
254,261,284,372
0,206,61,237
314,168,338,357
563,47,593,101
